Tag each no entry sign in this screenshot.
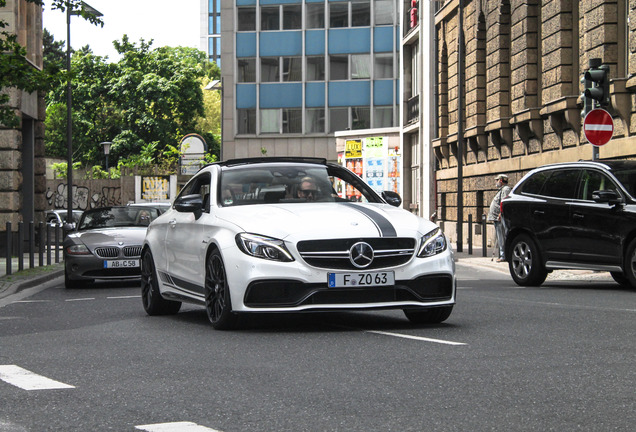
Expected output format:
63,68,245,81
584,108,614,146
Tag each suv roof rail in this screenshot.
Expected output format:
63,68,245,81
216,157,328,167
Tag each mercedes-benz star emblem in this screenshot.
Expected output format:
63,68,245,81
349,242,374,268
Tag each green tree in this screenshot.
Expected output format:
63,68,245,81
0,0,102,127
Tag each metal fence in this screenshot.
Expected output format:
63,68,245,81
3,221,65,276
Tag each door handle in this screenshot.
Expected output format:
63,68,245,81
572,213,584,220
169,220,177,228
532,210,544,216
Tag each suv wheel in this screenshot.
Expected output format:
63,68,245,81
622,239,636,289
509,234,548,286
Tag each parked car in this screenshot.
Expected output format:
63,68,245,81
63,205,167,288
45,209,83,228
141,157,456,330
501,159,636,288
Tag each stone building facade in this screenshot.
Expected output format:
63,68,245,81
0,0,46,239
432,0,636,244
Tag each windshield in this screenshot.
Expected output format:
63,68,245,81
219,163,381,207
78,206,161,230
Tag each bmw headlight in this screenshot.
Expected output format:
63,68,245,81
66,244,91,255
236,233,294,262
417,228,447,258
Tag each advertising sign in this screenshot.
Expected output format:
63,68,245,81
141,176,171,201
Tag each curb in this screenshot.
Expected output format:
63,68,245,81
0,264,64,300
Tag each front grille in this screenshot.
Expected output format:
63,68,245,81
123,246,142,257
95,247,120,258
297,238,416,270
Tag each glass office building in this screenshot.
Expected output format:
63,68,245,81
220,0,400,160
201,0,221,65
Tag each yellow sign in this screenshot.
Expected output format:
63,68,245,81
141,176,170,201
345,140,362,158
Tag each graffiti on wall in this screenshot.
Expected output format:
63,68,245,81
46,183,122,210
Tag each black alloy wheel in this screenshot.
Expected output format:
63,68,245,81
622,238,636,290
205,249,239,330
403,305,453,324
508,234,548,286
141,249,181,315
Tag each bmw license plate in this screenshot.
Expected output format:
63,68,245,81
328,271,395,288
104,259,139,269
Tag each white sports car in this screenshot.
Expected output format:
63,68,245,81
141,157,456,329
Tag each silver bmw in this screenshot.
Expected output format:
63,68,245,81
141,157,456,329
64,205,169,288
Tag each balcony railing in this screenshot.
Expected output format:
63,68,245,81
407,94,420,124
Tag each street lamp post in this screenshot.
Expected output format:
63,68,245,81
100,141,112,172
65,1,103,235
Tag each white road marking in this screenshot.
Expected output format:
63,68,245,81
107,295,140,299
65,298,95,302
366,330,466,346
14,300,51,303
135,422,222,432
0,365,74,390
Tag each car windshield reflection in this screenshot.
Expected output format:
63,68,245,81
78,206,161,230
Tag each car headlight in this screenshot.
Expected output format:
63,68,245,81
66,244,91,255
236,233,294,262
417,228,447,258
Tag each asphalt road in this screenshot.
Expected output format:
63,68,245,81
0,263,634,431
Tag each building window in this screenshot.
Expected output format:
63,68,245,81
374,106,393,128
238,58,256,83
283,57,302,82
283,109,302,133
261,109,280,133
374,0,394,25
352,106,370,129
351,2,370,27
261,57,280,82
237,109,256,134
330,55,348,80
261,6,280,30
330,3,349,28
283,4,302,30
374,53,393,79
351,54,370,79
306,108,325,133
306,3,325,29
237,7,256,31
306,56,325,81
330,107,348,132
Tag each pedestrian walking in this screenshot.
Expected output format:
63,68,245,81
487,174,512,262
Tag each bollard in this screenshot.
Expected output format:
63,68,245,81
29,221,35,269
482,213,487,257
55,224,60,263
468,214,473,255
38,222,45,267
5,222,11,276
46,222,52,266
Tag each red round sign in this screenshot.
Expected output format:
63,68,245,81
584,108,614,146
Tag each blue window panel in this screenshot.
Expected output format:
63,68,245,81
237,84,257,109
236,0,255,5
306,82,325,107
215,15,221,34
261,0,301,3
328,29,370,54
374,27,394,53
373,80,394,105
260,83,302,108
328,81,370,107
236,33,256,57
396,79,400,103
306,30,325,55
260,31,302,56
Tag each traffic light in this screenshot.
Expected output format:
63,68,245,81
584,64,610,107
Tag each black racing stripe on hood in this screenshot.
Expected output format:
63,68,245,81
340,203,397,237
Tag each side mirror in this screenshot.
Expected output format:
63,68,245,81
174,194,204,218
592,189,622,205
381,190,402,207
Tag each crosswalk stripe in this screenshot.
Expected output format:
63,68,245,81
0,365,74,390
135,422,222,432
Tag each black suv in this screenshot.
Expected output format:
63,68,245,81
501,160,636,288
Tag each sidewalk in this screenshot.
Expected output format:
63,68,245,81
0,257,64,300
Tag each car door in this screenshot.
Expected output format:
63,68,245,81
529,168,580,262
569,169,624,266
164,172,212,295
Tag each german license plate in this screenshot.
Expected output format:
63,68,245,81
328,271,395,288
104,259,139,269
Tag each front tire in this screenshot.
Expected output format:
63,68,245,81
404,305,453,324
205,249,239,330
621,239,636,290
64,267,82,289
508,234,548,286
141,249,181,315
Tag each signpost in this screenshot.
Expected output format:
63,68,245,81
583,108,614,147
